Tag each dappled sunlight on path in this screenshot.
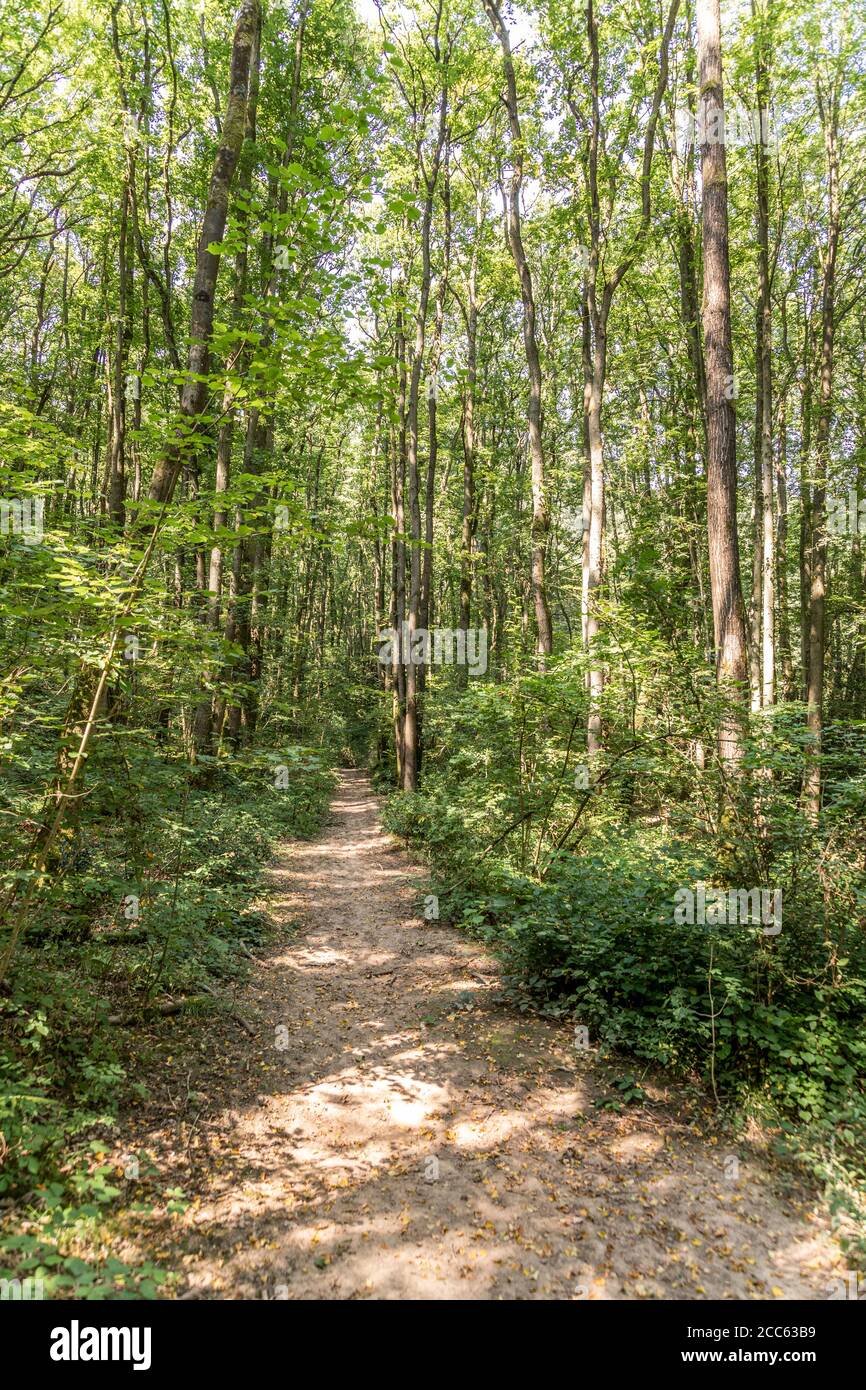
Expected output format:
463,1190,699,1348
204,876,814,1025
137,772,844,1301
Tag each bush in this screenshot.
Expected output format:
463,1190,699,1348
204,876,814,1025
383,668,866,1261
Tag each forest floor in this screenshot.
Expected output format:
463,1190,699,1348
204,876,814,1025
120,770,845,1300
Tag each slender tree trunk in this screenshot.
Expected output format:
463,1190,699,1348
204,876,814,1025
754,1,775,710
799,316,814,701
804,80,841,817
147,0,261,508
484,0,552,668
192,13,261,750
749,442,764,711
696,0,749,763
421,146,450,657
775,395,795,697
585,316,606,754
107,179,132,527
458,188,482,661
391,315,407,784
226,1,308,740
402,73,447,792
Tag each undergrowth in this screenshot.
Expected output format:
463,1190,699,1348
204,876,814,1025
381,668,866,1267
0,745,334,1298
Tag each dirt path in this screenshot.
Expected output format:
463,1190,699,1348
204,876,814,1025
136,771,844,1300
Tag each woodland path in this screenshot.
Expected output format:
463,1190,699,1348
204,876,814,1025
132,771,844,1300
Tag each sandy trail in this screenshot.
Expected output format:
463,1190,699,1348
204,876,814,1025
146,771,843,1300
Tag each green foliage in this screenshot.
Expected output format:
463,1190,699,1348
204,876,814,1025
2,0,866,1299
0,747,334,1297
384,666,866,1256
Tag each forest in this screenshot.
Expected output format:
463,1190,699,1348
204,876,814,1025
1,0,865,1307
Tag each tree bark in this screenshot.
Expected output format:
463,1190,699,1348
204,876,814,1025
193,10,261,753
754,0,775,710
457,186,483,663
696,0,749,763
804,77,841,817
484,0,552,668
402,80,447,792
147,0,261,508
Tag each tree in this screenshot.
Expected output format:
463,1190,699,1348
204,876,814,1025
147,0,261,509
484,0,553,669
696,0,749,763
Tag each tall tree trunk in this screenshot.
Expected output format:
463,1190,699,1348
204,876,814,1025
421,146,450,655
147,0,261,508
696,0,749,763
402,72,447,792
108,3,138,529
749,465,763,710
484,0,552,669
391,314,408,785
798,312,814,701
804,78,841,817
107,179,132,527
754,0,775,710
458,187,482,664
193,8,261,753
225,0,308,740
667,28,711,664
775,394,795,697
